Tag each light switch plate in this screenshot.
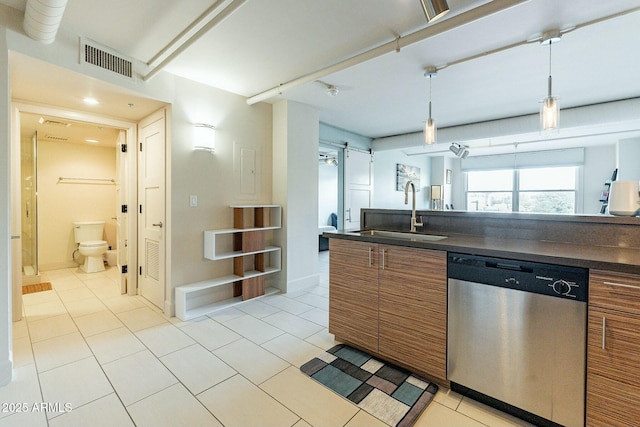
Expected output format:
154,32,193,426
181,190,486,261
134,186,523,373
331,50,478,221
189,195,197,207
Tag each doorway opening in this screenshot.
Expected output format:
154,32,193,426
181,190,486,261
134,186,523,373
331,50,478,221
13,103,138,297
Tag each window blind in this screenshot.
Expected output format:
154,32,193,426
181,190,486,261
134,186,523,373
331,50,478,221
460,148,584,171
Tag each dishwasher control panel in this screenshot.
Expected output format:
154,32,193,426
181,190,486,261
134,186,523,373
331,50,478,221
448,253,588,302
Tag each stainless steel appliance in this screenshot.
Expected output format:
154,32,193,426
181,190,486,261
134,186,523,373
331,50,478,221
447,253,588,427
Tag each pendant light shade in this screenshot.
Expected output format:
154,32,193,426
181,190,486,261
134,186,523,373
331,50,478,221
424,67,437,145
425,118,436,145
540,31,561,132
419,0,450,23
541,80,559,131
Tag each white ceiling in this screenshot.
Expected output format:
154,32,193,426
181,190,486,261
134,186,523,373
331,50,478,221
4,0,640,150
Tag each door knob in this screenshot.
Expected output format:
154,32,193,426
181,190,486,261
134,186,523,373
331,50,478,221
152,221,163,228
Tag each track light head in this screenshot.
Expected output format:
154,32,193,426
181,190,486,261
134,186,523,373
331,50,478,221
449,143,469,158
420,0,450,23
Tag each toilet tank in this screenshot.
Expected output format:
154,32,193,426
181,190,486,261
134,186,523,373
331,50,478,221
73,221,105,243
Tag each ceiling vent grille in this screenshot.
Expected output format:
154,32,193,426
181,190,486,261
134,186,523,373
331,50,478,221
80,38,135,80
45,135,69,142
41,119,71,127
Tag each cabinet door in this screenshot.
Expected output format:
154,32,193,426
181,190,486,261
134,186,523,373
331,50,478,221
329,239,379,353
378,245,447,385
587,306,640,427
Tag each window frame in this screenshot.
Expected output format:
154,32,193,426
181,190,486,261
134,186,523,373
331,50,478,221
465,166,581,214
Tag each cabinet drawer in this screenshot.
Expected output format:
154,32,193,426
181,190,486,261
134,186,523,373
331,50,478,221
590,270,640,315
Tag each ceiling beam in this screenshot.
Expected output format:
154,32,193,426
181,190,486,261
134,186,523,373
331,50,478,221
245,0,527,105
144,0,247,81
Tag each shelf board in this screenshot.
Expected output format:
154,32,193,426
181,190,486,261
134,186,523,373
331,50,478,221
205,226,281,235
177,287,280,321
176,267,281,293
230,204,280,208
205,246,280,261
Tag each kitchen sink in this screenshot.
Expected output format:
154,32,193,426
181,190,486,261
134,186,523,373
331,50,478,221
355,229,448,242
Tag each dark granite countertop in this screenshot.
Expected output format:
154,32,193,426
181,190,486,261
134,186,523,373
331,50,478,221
325,229,640,275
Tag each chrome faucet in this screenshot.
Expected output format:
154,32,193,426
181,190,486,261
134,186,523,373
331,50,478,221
404,180,423,232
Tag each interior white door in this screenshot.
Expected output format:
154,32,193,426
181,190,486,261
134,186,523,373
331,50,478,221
115,130,127,294
137,109,166,310
344,148,373,230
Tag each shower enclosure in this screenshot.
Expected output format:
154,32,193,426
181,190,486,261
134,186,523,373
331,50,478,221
21,131,38,278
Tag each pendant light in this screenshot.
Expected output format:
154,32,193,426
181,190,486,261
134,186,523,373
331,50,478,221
419,0,450,23
424,67,437,145
540,30,561,132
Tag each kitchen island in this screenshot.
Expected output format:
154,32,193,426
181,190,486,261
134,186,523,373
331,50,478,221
324,209,640,427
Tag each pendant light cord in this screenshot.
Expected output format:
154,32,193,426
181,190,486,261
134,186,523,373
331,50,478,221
547,42,553,97
429,74,433,119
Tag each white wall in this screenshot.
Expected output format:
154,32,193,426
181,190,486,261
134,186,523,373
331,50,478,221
0,24,12,386
373,150,431,210
169,76,273,293
617,137,640,181
37,140,116,270
318,163,338,226
273,100,319,293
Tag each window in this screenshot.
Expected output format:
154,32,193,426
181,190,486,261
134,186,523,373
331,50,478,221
467,170,513,212
466,166,577,214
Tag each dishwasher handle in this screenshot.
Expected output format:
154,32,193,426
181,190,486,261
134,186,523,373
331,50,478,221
486,261,533,273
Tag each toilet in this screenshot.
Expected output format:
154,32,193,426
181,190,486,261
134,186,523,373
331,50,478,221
73,221,108,273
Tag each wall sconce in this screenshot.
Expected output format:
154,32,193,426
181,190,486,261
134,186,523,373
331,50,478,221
193,123,216,152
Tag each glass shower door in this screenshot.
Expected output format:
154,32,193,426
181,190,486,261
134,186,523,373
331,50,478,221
21,131,38,276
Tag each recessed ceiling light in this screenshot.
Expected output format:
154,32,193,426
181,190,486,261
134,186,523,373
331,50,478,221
83,97,99,105
85,139,99,143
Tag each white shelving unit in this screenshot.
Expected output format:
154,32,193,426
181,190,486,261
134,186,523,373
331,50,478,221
175,205,282,321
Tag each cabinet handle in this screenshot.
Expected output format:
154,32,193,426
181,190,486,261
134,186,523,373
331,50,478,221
602,317,606,350
368,247,372,268
603,281,639,290
381,249,386,270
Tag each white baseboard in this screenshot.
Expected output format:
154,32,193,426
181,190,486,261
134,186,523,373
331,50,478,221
164,299,173,318
39,261,78,271
286,273,320,293
0,358,12,387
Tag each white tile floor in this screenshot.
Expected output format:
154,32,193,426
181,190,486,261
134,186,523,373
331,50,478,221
4,252,531,427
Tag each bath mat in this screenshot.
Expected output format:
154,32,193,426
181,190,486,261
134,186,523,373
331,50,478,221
301,344,438,427
22,282,53,294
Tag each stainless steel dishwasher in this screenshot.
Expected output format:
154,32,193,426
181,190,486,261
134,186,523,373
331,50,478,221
447,253,588,427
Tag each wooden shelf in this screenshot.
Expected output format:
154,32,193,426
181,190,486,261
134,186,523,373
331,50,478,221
175,205,282,321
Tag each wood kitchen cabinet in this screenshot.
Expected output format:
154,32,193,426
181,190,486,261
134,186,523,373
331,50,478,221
587,270,640,427
378,245,447,385
329,238,379,354
328,238,448,386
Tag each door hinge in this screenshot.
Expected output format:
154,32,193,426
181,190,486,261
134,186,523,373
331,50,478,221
139,266,142,275
121,265,127,274
121,204,128,213
121,144,127,153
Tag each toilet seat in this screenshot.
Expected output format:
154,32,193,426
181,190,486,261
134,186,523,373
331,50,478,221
79,240,108,248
